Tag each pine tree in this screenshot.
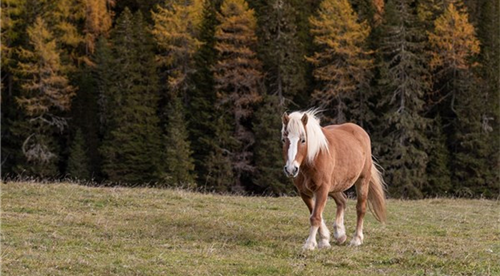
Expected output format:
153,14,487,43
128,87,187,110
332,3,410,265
99,9,164,185
94,37,114,134
205,113,238,192
306,0,373,124
253,94,292,195
66,128,91,180
71,66,102,179
376,0,430,198
476,0,500,195
424,115,452,196
213,0,263,191
13,17,76,177
186,0,222,185
256,0,306,105
164,97,196,187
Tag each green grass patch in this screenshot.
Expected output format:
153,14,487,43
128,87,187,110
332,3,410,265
2,182,499,275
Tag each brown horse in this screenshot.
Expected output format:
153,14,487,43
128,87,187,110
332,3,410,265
281,109,386,249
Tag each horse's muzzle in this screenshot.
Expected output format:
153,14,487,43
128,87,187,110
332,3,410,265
284,165,299,178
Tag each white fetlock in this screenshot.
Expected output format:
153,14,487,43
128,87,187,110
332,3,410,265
333,223,346,244
349,233,364,246
303,238,318,250
318,239,331,249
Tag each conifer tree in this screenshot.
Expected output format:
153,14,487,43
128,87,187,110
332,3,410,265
164,97,196,187
256,0,306,105
205,113,238,192
377,0,430,198
476,0,500,193
13,17,76,177
307,0,373,124
99,9,164,185
187,0,222,185
213,0,263,191
152,0,203,186
83,0,115,55
253,95,292,195
424,115,452,196
66,128,91,180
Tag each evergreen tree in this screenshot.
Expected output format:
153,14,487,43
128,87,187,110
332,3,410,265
256,0,306,106
253,95,292,195
13,17,76,177
187,0,222,185
213,0,263,191
99,9,164,185
71,66,102,179
66,128,91,180
476,0,500,194
94,37,114,134
424,116,452,196
306,0,373,124
164,97,196,187
377,0,430,198
205,113,238,192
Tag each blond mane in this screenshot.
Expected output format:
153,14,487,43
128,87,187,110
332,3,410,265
284,109,329,163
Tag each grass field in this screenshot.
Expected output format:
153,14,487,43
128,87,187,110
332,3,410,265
2,182,499,275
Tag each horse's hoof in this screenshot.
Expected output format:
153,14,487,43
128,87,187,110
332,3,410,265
318,239,331,249
302,241,317,251
336,235,347,245
349,238,363,246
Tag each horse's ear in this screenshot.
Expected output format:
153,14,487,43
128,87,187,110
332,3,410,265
301,113,308,126
282,112,289,125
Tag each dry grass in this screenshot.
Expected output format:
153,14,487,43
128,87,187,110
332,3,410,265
2,182,499,275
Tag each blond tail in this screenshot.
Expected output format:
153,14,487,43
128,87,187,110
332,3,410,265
368,162,387,223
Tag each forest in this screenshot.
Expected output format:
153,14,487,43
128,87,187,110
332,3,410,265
1,0,498,198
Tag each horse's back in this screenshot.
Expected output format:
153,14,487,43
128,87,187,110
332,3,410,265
323,123,371,150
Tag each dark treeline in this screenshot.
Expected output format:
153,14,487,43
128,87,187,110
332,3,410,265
1,0,498,198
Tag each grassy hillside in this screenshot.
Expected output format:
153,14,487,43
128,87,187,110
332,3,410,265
2,182,499,275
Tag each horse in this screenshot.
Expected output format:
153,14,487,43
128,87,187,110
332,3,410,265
281,109,386,250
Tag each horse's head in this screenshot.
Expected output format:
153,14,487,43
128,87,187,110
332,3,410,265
281,112,309,178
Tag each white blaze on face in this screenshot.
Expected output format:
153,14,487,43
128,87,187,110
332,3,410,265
287,135,299,168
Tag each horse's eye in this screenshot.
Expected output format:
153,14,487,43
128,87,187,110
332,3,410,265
281,138,285,143
301,139,306,144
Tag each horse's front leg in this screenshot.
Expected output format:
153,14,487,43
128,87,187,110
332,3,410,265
303,187,330,250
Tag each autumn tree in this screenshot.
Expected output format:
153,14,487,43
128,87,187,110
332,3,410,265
13,17,76,176
377,0,430,198
84,0,115,55
307,0,373,124
428,2,489,195
212,0,263,191
152,0,203,186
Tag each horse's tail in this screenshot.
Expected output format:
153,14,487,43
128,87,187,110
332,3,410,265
368,162,387,223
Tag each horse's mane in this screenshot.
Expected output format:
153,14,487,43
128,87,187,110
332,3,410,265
286,109,329,164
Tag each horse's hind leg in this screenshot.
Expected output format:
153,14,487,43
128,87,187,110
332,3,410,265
351,176,370,246
331,192,347,244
